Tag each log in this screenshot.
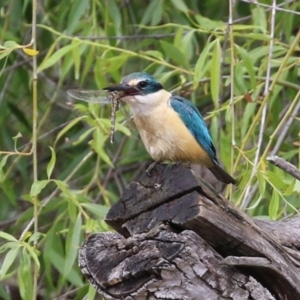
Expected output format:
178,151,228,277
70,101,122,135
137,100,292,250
79,164,300,300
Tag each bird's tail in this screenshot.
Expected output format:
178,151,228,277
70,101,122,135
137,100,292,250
209,163,236,185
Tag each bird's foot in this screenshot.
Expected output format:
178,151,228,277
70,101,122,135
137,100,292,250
174,161,191,168
146,161,159,177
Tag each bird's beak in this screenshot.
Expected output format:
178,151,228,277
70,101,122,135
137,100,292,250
103,84,138,97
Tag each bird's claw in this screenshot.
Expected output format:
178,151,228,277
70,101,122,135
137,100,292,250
146,161,158,177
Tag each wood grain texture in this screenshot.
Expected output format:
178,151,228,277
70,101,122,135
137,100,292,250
79,164,300,300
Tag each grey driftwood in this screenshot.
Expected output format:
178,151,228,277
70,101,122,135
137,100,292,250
79,164,300,300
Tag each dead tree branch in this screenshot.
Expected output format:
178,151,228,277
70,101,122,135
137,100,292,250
79,164,300,300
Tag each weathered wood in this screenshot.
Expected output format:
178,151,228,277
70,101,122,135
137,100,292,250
79,227,274,300
267,155,300,180
79,164,300,300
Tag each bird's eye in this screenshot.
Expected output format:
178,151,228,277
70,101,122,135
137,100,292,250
137,81,148,89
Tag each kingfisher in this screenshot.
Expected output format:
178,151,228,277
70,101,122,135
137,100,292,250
104,72,236,184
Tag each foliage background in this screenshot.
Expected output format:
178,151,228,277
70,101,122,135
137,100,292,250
0,0,299,299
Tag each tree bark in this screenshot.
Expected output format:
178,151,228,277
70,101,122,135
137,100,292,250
79,164,300,300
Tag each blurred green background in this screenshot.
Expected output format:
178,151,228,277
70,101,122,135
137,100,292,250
0,0,299,299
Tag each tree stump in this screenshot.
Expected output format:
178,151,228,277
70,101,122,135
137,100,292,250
79,164,300,300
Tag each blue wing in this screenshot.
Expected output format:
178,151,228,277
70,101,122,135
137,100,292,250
170,95,217,163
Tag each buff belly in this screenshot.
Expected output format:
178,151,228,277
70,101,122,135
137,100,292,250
133,106,213,167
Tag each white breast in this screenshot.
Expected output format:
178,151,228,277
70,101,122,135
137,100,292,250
123,90,212,165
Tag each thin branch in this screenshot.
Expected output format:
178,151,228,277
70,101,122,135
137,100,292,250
232,0,295,23
74,33,177,40
242,91,300,206
242,0,277,208
267,156,300,181
271,92,300,155
31,0,39,298
228,0,236,199
241,0,300,16
20,150,95,241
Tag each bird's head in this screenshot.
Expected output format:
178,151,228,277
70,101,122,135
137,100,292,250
103,72,166,111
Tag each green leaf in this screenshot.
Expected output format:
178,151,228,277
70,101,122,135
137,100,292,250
47,147,56,179
236,45,257,89
181,30,195,61
72,40,81,80
0,48,13,60
53,180,76,201
114,122,131,137
143,50,163,60
54,116,87,147
241,102,257,138
81,203,109,218
66,0,89,35
0,231,18,242
38,43,78,73
18,248,33,300
64,214,82,278
3,40,20,48
100,118,131,137
160,41,190,69
194,40,216,88
105,54,129,73
234,63,248,95
257,171,266,195
72,127,94,146
30,180,49,197
265,172,287,190
293,179,300,193
23,243,40,269
86,285,97,300
140,0,163,26
68,200,78,223
210,40,221,106
28,232,44,244
0,155,9,183
170,0,188,12
48,247,83,286
269,190,279,220
90,129,113,166
194,15,225,30
237,33,270,41
0,242,19,254
246,196,263,210
232,24,264,31
251,6,267,33
108,0,122,33
0,247,20,278
284,180,295,196
174,27,184,49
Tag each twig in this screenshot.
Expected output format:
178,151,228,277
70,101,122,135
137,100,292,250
242,0,277,208
31,0,39,298
228,0,236,199
20,151,95,241
271,91,300,155
267,156,300,181
240,0,300,16
74,33,177,40
244,86,300,205
232,0,295,23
